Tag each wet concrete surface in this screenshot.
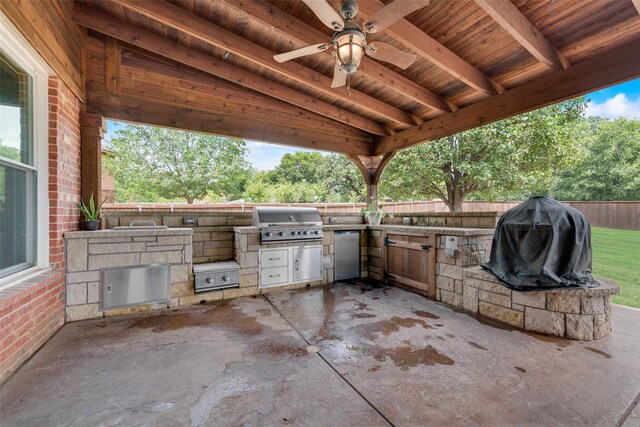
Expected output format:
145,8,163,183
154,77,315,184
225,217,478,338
2,281,640,426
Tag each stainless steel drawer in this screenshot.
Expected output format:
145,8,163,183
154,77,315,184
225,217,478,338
194,269,239,293
261,265,288,287
261,250,288,268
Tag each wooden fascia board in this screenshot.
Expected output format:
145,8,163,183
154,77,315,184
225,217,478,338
474,0,570,70
357,0,504,96
110,0,415,127
87,91,373,156
374,36,640,155
72,3,386,138
223,0,455,113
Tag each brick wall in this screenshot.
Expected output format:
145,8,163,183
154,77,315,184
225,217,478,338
1,77,81,384
48,76,82,271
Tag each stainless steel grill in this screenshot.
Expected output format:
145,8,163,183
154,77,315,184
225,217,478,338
253,206,324,243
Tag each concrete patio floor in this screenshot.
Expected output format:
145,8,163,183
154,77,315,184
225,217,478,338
2,280,639,427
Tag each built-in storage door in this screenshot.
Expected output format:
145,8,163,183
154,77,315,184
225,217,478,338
292,246,323,282
384,233,437,299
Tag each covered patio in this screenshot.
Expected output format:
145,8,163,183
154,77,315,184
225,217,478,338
2,281,640,426
2,0,640,425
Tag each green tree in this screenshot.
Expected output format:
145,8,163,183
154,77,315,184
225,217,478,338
105,124,253,203
380,98,587,211
319,154,366,202
270,151,324,184
551,118,640,200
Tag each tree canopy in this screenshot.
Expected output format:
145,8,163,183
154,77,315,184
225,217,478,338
379,98,588,211
551,117,640,200
105,124,252,203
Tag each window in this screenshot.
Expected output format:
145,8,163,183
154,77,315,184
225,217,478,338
0,15,49,282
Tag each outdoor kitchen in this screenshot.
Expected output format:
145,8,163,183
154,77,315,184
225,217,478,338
2,0,640,425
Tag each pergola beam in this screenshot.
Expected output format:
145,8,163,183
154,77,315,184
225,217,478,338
223,0,455,114
110,0,415,128
374,36,640,155
357,0,504,96
474,0,570,70
72,3,387,138
633,0,640,15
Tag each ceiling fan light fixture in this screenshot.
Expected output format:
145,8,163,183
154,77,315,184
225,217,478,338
333,24,366,74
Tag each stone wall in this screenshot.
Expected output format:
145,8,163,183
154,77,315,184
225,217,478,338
103,211,252,264
461,267,619,340
366,226,494,292
64,229,192,321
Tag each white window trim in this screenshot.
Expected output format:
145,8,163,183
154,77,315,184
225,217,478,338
0,12,53,288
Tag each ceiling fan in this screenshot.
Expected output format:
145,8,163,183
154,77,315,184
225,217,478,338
274,0,429,90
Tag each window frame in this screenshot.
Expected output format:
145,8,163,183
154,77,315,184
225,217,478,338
0,12,52,287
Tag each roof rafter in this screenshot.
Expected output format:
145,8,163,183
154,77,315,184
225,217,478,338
72,3,386,138
374,36,640,154
222,0,456,114
110,0,414,128
357,0,505,96
474,0,571,70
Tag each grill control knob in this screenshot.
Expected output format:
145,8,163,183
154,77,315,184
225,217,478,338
279,231,285,236
296,231,302,235
314,230,319,234
291,231,296,235
265,232,272,237
303,231,308,235
206,277,214,284
222,275,230,282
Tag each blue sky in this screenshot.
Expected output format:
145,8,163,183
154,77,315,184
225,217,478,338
104,78,640,171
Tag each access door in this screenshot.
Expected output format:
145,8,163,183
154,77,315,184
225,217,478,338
292,246,323,283
384,233,437,299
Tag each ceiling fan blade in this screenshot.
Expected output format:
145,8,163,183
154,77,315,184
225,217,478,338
363,0,430,33
365,42,417,69
331,62,347,88
273,43,330,63
302,0,344,31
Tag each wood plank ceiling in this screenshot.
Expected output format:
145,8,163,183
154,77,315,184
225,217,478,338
73,0,640,156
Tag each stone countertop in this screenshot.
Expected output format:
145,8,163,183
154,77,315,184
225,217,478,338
65,228,193,239
369,225,495,236
234,224,493,235
464,266,620,296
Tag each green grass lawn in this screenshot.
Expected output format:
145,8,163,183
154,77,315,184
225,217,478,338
591,227,640,308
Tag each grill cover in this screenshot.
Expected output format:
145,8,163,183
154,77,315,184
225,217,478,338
482,196,599,291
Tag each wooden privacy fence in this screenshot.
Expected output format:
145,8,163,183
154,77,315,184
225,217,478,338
562,202,639,231
103,201,640,230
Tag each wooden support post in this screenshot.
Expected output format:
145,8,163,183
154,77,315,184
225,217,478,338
80,113,106,206
347,151,397,206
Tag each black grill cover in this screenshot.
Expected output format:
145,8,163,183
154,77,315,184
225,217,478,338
482,196,599,291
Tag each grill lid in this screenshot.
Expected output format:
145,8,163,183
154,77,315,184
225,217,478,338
253,206,322,227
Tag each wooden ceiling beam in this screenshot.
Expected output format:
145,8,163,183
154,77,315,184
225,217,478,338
87,91,373,155
110,0,415,127
475,0,570,70
357,0,505,96
633,0,640,15
374,36,640,155
116,51,368,135
222,0,455,113
72,4,387,138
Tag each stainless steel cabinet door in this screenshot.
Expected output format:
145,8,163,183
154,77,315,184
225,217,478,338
292,246,322,282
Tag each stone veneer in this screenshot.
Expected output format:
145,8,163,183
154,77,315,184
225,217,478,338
460,267,619,340
64,228,192,321
225,225,369,301
366,225,494,293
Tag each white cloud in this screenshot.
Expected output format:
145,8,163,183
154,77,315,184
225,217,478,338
586,93,640,119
